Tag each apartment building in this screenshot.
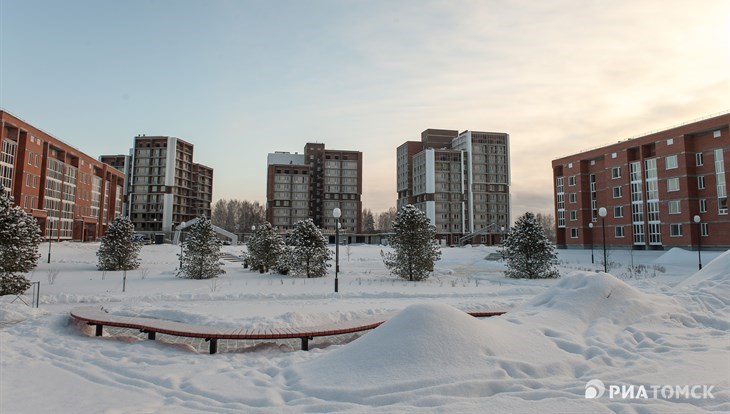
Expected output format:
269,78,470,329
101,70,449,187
551,112,729,250
1,110,124,241
101,135,214,237
266,143,363,233
397,129,511,245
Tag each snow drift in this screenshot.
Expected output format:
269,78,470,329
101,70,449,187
291,272,699,403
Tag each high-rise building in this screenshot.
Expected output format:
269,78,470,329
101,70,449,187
551,112,729,250
397,129,511,245
1,110,125,241
266,143,363,233
101,135,214,237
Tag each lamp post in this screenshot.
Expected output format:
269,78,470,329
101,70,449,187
47,220,53,264
333,207,341,293
693,215,702,270
598,207,608,273
178,224,184,270
588,222,594,264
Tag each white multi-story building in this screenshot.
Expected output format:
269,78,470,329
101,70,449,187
397,129,511,245
101,135,214,238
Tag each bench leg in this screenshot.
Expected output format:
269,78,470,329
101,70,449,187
209,338,218,354
95,324,103,336
147,331,156,340
301,337,312,351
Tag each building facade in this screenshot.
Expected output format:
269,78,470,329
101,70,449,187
1,110,125,241
101,135,214,237
397,129,511,245
266,143,363,234
552,112,729,250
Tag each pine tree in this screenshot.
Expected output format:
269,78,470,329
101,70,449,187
500,212,560,279
0,187,42,296
178,216,225,279
97,216,141,271
286,219,332,278
245,222,285,273
383,204,441,281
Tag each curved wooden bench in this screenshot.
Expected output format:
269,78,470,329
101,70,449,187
70,306,505,354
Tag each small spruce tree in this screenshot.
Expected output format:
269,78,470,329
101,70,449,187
500,212,560,279
245,222,285,273
0,187,42,296
178,216,225,279
383,204,441,281
286,219,332,278
97,216,141,271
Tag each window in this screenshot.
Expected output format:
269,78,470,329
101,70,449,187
665,155,678,169
668,200,681,214
569,193,577,203
667,178,679,192
568,176,576,186
570,210,577,221
714,130,721,138
612,166,621,179
696,153,704,166
698,176,705,189
614,206,624,218
670,224,682,237
667,138,674,145
611,152,617,159
701,223,709,236
615,226,624,238
570,228,579,238
699,199,707,213
613,186,622,198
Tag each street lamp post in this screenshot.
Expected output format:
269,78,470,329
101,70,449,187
47,220,53,264
694,215,702,270
588,222,594,264
333,208,341,293
179,224,184,270
598,207,608,273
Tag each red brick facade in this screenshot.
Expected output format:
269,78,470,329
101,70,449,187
552,113,729,250
1,111,125,241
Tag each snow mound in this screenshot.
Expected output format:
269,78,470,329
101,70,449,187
519,272,662,326
673,249,730,290
292,303,497,390
652,247,698,265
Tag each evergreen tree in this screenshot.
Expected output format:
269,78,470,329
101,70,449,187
245,222,285,273
500,212,560,279
97,216,141,271
178,216,225,279
383,204,441,281
0,187,42,296
286,219,332,278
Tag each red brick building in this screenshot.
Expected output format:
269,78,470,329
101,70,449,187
552,112,729,250
266,143,363,233
1,110,125,241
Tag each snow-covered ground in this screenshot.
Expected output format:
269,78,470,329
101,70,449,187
1,242,728,413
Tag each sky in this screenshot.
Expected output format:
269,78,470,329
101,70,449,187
1,0,728,218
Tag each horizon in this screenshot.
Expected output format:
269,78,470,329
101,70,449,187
1,0,728,217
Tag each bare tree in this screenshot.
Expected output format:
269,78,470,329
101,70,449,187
362,208,376,233
211,199,265,234
535,213,556,243
375,207,398,232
